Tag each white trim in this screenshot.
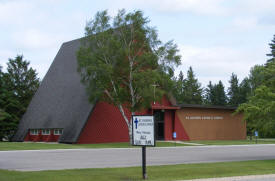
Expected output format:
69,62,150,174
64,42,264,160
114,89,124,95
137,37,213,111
42,129,50,135
30,129,39,135
54,129,63,135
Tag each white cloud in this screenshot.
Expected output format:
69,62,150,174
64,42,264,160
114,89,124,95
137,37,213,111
0,1,35,24
118,0,227,15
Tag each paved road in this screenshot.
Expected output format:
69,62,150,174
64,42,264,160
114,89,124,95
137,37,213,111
1,144,275,171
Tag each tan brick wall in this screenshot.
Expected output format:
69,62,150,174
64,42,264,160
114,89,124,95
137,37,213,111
176,108,246,140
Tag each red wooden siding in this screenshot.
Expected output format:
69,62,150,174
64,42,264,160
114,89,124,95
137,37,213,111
174,113,190,141
77,101,131,144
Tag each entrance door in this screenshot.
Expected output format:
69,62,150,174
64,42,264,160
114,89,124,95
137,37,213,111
154,110,165,140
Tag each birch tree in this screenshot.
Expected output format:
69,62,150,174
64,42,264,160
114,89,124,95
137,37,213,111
77,10,181,141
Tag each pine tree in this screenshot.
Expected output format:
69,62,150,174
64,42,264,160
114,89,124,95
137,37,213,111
0,55,40,140
181,67,203,104
228,73,240,106
204,81,214,105
239,78,252,104
173,71,185,103
204,80,227,105
214,81,227,105
266,34,275,64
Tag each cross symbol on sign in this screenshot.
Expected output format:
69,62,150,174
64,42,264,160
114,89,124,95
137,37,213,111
134,118,138,129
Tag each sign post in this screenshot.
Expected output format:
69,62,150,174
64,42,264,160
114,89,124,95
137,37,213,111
132,115,155,179
255,131,258,144
173,132,177,147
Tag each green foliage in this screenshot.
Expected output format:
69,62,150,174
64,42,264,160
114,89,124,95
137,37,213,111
204,80,227,105
228,73,241,106
237,35,275,137
239,78,252,104
248,64,265,94
77,10,181,130
266,34,275,64
173,71,185,103
0,55,39,141
175,67,203,104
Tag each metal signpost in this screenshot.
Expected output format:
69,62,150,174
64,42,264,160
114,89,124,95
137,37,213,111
173,132,177,146
132,115,155,179
255,131,258,144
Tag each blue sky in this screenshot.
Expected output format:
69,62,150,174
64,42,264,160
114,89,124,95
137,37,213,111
0,0,274,88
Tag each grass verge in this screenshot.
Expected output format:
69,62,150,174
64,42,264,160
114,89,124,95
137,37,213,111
0,141,187,151
1,160,275,181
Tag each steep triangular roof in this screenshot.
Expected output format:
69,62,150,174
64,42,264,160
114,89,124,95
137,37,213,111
13,39,95,143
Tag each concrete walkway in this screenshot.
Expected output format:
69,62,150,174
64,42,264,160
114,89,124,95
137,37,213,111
182,174,275,181
159,140,205,146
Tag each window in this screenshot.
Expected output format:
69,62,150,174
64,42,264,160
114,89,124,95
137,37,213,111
54,129,63,135
42,129,50,135
30,129,39,135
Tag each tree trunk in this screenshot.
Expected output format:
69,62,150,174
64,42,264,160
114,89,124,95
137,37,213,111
128,117,133,145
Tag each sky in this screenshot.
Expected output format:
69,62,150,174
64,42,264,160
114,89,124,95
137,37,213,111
0,0,274,88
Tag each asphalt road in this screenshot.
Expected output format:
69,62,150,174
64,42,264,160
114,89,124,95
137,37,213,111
1,144,275,171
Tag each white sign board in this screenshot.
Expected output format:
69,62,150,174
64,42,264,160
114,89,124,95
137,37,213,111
132,115,155,146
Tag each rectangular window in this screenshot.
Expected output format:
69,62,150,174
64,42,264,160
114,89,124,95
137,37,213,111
30,129,39,135
54,129,63,135
42,129,50,135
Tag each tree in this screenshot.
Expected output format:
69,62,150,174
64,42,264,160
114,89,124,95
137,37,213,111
204,80,227,105
239,78,252,104
248,65,265,94
204,81,214,105
77,10,181,141
0,55,40,140
180,67,203,104
227,73,240,106
237,35,275,137
266,34,275,64
173,71,185,103
214,81,227,105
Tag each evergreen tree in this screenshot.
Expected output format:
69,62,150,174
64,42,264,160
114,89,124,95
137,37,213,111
204,80,227,105
204,81,214,105
214,81,227,105
266,34,275,64
173,71,185,103
181,67,203,104
5,55,40,111
239,78,252,104
0,55,40,140
228,73,240,106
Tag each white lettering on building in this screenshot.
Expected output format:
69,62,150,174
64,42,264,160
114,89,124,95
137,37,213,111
185,116,224,120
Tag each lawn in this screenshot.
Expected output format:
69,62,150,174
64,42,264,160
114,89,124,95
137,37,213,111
1,160,275,181
187,138,275,145
0,141,188,151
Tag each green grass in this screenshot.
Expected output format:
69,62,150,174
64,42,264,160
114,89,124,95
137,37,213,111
1,160,275,181
187,138,275,145
0,141,187,151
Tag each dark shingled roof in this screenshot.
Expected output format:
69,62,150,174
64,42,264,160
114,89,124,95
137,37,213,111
13,39,95,143
179,104,236,110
